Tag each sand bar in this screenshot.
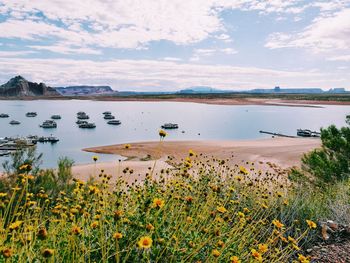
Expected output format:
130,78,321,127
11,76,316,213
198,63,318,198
78,137,321,182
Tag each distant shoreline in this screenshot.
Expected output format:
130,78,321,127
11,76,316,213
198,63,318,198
1,95,350,107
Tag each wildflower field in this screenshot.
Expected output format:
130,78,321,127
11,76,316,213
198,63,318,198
0,148,319,263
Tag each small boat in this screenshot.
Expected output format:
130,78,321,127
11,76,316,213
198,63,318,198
76,120,88,125
37,136,59,143
103,111,111,115
79,122,96,129
40,120,57,128
26,112,37,117
161,123,179,129
104,114,115,119
0,113,9,118
51,115,61,120
107,120,121,125
0,138,9,144
0,151,11,157
297,129,320,137
77,113,89,119
9,120,20,125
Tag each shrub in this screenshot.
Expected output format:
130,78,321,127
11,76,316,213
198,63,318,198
301,115,350,185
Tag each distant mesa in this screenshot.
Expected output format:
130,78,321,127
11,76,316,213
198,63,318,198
178,86,223,94
179,85,348,95
0,75,60,97
55,86,115,96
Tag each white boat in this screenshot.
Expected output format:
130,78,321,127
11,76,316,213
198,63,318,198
107,120,121,125
161,123,179,129
9,120,20,125
79,122,96,129
26,112,37,117
51,115,61,119
104,114,115,119
40,120,57,128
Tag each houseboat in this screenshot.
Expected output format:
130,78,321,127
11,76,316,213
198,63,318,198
26,112,37,117
40,120,57,128
161,123,179,129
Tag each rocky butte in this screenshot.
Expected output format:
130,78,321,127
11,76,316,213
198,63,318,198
0,76,60,97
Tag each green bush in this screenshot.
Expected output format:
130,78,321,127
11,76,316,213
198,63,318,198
301,115,350,185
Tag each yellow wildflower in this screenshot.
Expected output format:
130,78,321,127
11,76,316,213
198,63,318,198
272,219,284,229
146,223,155,231
217,206,227,213
90,221,99,229
138,236,152,249
230,256,241,263
124,144,131,149
42,249,54,258
217,240,225,248
212,249,220,258
251,249,263,261
71,225,82,235
258,243,268,254
2,248,12,258
159,129,167,138
298,254,310,263
113,232,123,239
188,149,195,156
9,220,23,231
153,198,165,208
306,220,317,229
239,166,248,175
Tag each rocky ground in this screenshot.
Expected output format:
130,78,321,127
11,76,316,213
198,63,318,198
308,241,350,262
306,221,350,262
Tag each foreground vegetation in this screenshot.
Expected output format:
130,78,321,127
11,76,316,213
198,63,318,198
0,116,348,262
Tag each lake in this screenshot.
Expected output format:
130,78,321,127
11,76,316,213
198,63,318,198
0,100,349,169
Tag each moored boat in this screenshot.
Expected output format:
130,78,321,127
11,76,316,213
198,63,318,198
107,120,121,125
79,122,96,129
161,123,179,129
297,129,320,137
0,150,11,157
51,115,61,119
9,120,20,125
37,136,59,143
26,112,37,117
40,120,57,128
104,114,115,119
0,113,9,118
76,120,88,125
77,113,89,119
103,111,111,115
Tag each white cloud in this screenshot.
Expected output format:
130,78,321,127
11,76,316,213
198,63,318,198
265,8,350,52
0,50,36,57
0,57,337,91
328,55,350,62
29,45,102,55
163,57,182,62
0,0,325,52
190,47,237,61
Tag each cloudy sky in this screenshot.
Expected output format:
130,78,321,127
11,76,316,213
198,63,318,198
0,0,349,91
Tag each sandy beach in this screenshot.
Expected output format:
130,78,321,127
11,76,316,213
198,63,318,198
77,137,321,183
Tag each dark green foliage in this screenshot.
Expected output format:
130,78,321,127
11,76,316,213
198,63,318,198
301,115,350,184
0,148,74,196
2,146,42,176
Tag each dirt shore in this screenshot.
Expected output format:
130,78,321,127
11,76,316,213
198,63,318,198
78,137,321,183
1,96,350,107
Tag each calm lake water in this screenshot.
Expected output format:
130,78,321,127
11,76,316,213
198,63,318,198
0,100,349,169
